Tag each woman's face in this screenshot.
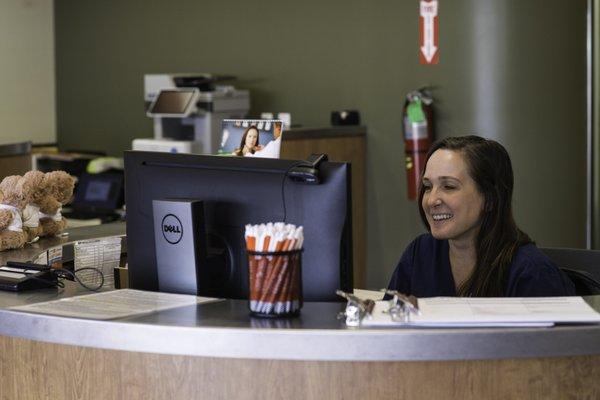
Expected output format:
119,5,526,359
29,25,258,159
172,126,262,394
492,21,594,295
245,129,258,148
273,123,282,139
421,149,484,245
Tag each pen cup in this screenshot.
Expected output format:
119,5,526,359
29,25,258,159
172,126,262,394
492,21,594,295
247,249,303,318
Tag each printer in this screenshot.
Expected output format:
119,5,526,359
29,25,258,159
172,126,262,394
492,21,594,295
133,73,250,154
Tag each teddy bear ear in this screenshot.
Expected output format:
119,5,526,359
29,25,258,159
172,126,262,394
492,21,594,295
20,172,44,199
48,170,72,183
60,172,75,190
22,171,45,190
0,175,21,192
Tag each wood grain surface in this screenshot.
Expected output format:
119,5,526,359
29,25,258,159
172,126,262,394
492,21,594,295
1,335,598,400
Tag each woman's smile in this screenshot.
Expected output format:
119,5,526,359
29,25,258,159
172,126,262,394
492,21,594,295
431,213,454,222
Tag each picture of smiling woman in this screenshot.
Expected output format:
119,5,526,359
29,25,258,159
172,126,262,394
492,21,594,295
386,135,575,297
233,125,263,156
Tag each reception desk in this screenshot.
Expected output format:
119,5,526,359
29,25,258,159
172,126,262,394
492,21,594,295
0,224,598,399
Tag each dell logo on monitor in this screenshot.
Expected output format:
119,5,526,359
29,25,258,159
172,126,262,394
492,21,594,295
161,214,183,244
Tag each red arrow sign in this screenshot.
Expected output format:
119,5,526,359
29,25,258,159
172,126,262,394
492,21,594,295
419,0,439,65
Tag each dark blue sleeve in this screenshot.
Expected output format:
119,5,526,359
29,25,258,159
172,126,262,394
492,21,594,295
385,238,417,297
506,247,576,297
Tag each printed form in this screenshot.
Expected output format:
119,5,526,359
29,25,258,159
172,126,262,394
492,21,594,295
74,237,122,288
10,289,221,320
362,297,600,327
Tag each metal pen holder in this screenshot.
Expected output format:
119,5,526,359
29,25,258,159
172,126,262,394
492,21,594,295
247,249,303,318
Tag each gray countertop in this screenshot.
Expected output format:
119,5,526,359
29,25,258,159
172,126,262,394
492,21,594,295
0,222,599,362
1,288,599,361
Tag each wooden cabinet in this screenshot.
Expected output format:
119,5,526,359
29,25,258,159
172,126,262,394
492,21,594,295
281,126,366,288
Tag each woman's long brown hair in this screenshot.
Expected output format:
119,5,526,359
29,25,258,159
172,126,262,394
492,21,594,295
234,126,260,156
417,136,532,296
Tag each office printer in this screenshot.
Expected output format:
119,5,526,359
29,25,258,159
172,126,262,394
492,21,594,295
133,73,250,154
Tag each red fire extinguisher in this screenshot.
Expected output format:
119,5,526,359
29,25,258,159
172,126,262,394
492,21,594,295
403,88,434,200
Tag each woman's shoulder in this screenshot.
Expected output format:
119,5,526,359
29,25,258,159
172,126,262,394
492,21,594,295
507,243,575,296
512,243,555,272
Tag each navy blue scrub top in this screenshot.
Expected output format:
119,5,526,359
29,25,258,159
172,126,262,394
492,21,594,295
387,234,576,297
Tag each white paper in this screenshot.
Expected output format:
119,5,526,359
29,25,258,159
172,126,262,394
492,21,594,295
74,237,122,288
33,251,48,265
10,289,221,320
362,297,600,327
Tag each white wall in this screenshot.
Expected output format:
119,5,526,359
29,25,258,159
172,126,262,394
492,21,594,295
0,0,55,145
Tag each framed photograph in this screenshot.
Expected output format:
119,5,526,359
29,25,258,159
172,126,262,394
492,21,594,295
218,119,283,158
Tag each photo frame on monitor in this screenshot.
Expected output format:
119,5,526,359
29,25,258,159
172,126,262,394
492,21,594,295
218,119,283,158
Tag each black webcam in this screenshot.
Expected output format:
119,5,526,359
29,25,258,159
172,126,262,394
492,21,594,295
288,153,329,184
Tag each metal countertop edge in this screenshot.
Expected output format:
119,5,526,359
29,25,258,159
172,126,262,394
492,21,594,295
1,308,599,362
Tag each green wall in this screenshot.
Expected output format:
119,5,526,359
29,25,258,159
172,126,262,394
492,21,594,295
0,1,55,144
55,0,588,288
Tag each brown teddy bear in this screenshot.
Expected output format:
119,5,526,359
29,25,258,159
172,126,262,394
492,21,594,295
38,171,75,237
0,174,38,251
22,171,50,243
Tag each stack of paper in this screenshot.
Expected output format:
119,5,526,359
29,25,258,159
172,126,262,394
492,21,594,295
10,289,221,320
361,297,600,327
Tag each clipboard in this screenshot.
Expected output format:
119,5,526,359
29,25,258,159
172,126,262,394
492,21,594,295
339,291,600,328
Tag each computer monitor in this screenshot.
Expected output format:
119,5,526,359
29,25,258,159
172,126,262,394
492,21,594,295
124,151,353,301
72,172,124,211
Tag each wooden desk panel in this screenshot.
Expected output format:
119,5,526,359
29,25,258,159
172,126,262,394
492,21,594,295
1,335,598,400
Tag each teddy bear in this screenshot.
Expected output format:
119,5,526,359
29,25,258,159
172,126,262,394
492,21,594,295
21,170,51,243
38,171,75,237
0,174,38,251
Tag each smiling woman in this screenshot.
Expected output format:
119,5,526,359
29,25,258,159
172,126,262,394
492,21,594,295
233,126,263,157
387,136,575,297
